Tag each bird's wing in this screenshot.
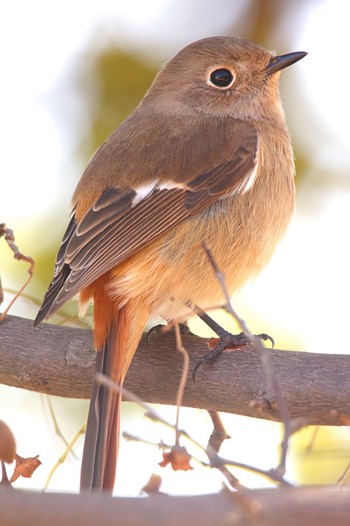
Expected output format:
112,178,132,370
35,118,258,323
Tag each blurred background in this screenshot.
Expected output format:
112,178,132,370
1,0,350,495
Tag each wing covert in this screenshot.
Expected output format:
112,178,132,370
35,118,258,324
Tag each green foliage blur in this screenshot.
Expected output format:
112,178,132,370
76,49,158,158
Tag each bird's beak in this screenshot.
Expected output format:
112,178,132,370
265,51,307,75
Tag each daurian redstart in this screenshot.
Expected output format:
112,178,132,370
35,36,306,492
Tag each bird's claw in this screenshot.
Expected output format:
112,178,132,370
192,331,274,381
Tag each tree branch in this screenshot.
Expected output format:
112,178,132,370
0,314,349,425
0,488,350,526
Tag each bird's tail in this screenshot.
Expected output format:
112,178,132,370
80,314,122,491
80,280,149,492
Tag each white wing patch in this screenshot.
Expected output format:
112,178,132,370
132,180,187,207
132,181,158,206
157,181,188,191
236,162,258,194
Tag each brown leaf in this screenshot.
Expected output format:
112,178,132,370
0,421,16,464
336,412,350,426
141,473,162,494
159,446,193,471
10,454,41,482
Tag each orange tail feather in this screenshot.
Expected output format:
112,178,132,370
80,279,150,492
80,312,123,491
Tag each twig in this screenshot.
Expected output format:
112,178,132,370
43,423,86,491
123,431,208,467
123,431,172,450
96,374,191,443
217,456,292,486
42,396,79,461
202,242,292,477
2,288,42,307
0,287,91,328
338,459,350,489
0,461,12,488
305,426,320,454
206,411,241,491
95,374,292,487
174,322,190,446
0,224,35,320
0,276,3,306
207,411,231,453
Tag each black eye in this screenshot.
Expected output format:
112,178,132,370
209,68,234,88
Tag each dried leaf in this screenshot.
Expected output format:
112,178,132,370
10,454,41,482
142,473,162,494
159,446,193,471
336,413,350,426
0,421,16,463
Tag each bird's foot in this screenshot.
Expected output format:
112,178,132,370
192,311,274,380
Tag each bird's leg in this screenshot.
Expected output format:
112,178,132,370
192,306,273,380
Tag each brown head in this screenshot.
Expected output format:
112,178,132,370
143,36,306,119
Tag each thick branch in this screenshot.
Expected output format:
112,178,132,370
0,488,350,526
0,314,349,425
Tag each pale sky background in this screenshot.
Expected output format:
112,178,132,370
1,0,350,495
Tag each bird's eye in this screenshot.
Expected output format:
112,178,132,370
208,68,235,89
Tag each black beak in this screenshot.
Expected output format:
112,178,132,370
265,51,307,75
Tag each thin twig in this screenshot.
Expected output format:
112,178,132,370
0,460,11,488
207,411,231,453
206,412,242,491
43,423,86,491
2,288,42,307
42,396,79,461
0,287,92,328
123,431,172,450
174,322,190,446
202,242,292,477
0,275,3,306
0,224,35,321
95,374,291,487
217,456,292,486
305,427,320,454
338,458,350,489
123,431,208,467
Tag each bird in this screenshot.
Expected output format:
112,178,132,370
34,36,306,492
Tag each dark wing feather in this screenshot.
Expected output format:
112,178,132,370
54,214,76,275
35,120,258,325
